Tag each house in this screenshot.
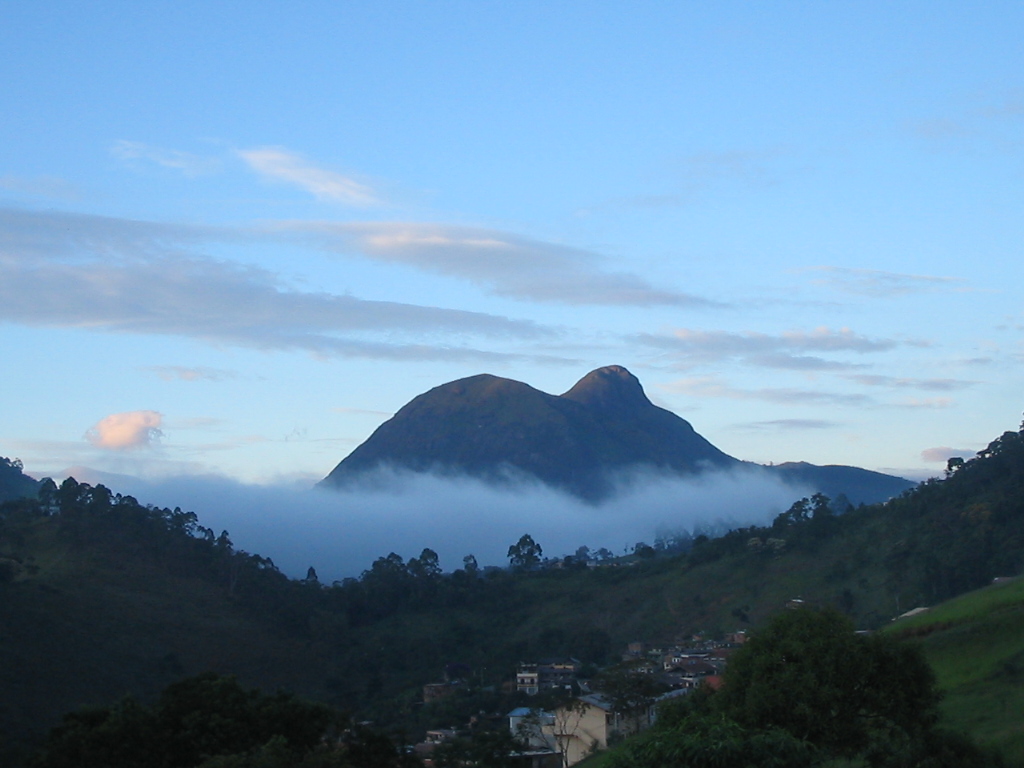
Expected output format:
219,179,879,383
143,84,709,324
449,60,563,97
516,658,582,695
509,707,556,750
669,659,719,677
543,658,582,687
509,685,693,768
724,630,748,645
661,648,710,670
516,664,540,695
625,641,646,657
412,729,460,766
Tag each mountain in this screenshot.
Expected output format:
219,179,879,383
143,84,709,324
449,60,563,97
321,365,737,499
768,462,913,508
321,365,912,504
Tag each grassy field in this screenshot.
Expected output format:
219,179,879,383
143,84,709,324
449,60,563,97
889,576,1024,765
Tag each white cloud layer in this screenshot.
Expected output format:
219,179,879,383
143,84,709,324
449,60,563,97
90,467,812,581
0,208,555,363
86,411,164,450
239,147,379,205
288,221,718,307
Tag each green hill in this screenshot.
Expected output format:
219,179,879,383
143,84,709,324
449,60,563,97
890,576,1024,764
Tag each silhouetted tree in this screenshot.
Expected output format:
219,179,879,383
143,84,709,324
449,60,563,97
507,534,542,570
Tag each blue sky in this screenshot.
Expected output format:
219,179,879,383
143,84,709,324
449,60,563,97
3,1,1023,487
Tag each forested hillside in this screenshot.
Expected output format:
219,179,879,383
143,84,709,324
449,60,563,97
1,420,1022,765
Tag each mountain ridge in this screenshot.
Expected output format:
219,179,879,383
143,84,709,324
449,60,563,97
321,365,912,504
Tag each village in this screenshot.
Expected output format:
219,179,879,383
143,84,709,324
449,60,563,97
413,631,747,766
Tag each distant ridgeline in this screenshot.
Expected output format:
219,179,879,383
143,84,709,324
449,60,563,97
320,365,912,504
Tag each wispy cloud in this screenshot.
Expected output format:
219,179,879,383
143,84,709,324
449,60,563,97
576,148,783,217
288,221,720,308
238,147,380,206
804,267,967,297
331,407,394,417
0,174,80,200
0,207,559,364
679,148,781,188
911,118,974,141
921,446,975,463
145,366,239,382
844,374,975,391
168,417,223,430
666,376,958,410
665,375,874,407
635,326,898,370
738,419,840,431
981,93,1024,119
112,140,222,177
86,411,164,450
908,93,1024,157
897,397,954,409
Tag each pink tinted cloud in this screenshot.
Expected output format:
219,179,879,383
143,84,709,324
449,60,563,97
86,411,164,450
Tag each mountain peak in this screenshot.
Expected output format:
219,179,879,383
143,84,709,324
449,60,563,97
561,365,651,415
320,365,911,503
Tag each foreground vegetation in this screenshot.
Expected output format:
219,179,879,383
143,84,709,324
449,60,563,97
605,608,1002,768
30,609,1005,768
1,421,1023,765
30,673,417,768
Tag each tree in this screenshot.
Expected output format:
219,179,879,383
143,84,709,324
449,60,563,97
407,547,441,580
507,534,542,570
596,660,663,735
434,728,526,768
32,673,341,768
608,608,998,768
772,497,811,529
716,607,940,758
632,542,656,559
553,698,596,768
